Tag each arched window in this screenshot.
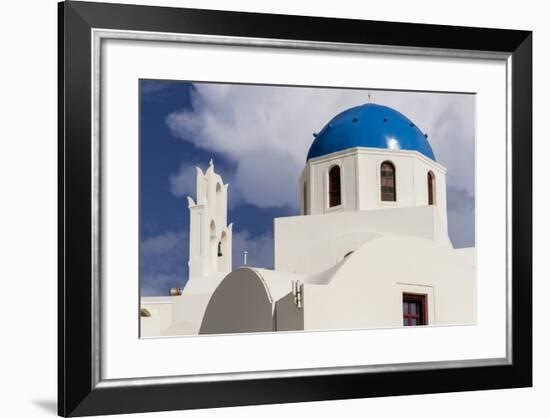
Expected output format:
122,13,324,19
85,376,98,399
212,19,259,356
328,165,341,207
427,171,436,205
380,161,396,202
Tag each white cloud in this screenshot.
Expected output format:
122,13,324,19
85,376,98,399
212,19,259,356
166,84,366,209
169,163,197,198
141,230,185,255
166,84,475,209
446,186,476,248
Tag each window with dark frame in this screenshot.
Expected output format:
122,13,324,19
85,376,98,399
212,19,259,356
427,171,435,205
403,293,427,326
328,165,341,207
380,161,396,202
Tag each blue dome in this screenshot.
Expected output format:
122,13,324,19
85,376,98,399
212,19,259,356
307,103,435,161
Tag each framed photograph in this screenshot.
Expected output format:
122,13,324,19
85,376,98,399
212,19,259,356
58,1,532,416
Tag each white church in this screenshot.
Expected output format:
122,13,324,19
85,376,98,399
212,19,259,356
141,103,476,337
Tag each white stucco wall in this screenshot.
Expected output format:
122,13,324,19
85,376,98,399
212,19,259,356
275,205,452,275
299,235,476,331
455,247,476,267
196,233,476,336
303,147,447,230
303,150,359,214
140,298,175,337
140,272,229,337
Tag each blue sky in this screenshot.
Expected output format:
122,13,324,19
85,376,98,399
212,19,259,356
140,80,475,296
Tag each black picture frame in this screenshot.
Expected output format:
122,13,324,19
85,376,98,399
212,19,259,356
58,1,532,416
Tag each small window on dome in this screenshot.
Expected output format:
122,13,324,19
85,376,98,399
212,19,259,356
380,161,396,202
328,165,341,207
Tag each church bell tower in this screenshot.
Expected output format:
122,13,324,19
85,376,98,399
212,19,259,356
187,159,233,279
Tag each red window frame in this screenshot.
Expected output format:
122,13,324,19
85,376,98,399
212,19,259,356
380,161,396,202
403,293,427,326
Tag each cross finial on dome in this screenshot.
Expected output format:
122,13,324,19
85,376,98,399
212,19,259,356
209,158,214,167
